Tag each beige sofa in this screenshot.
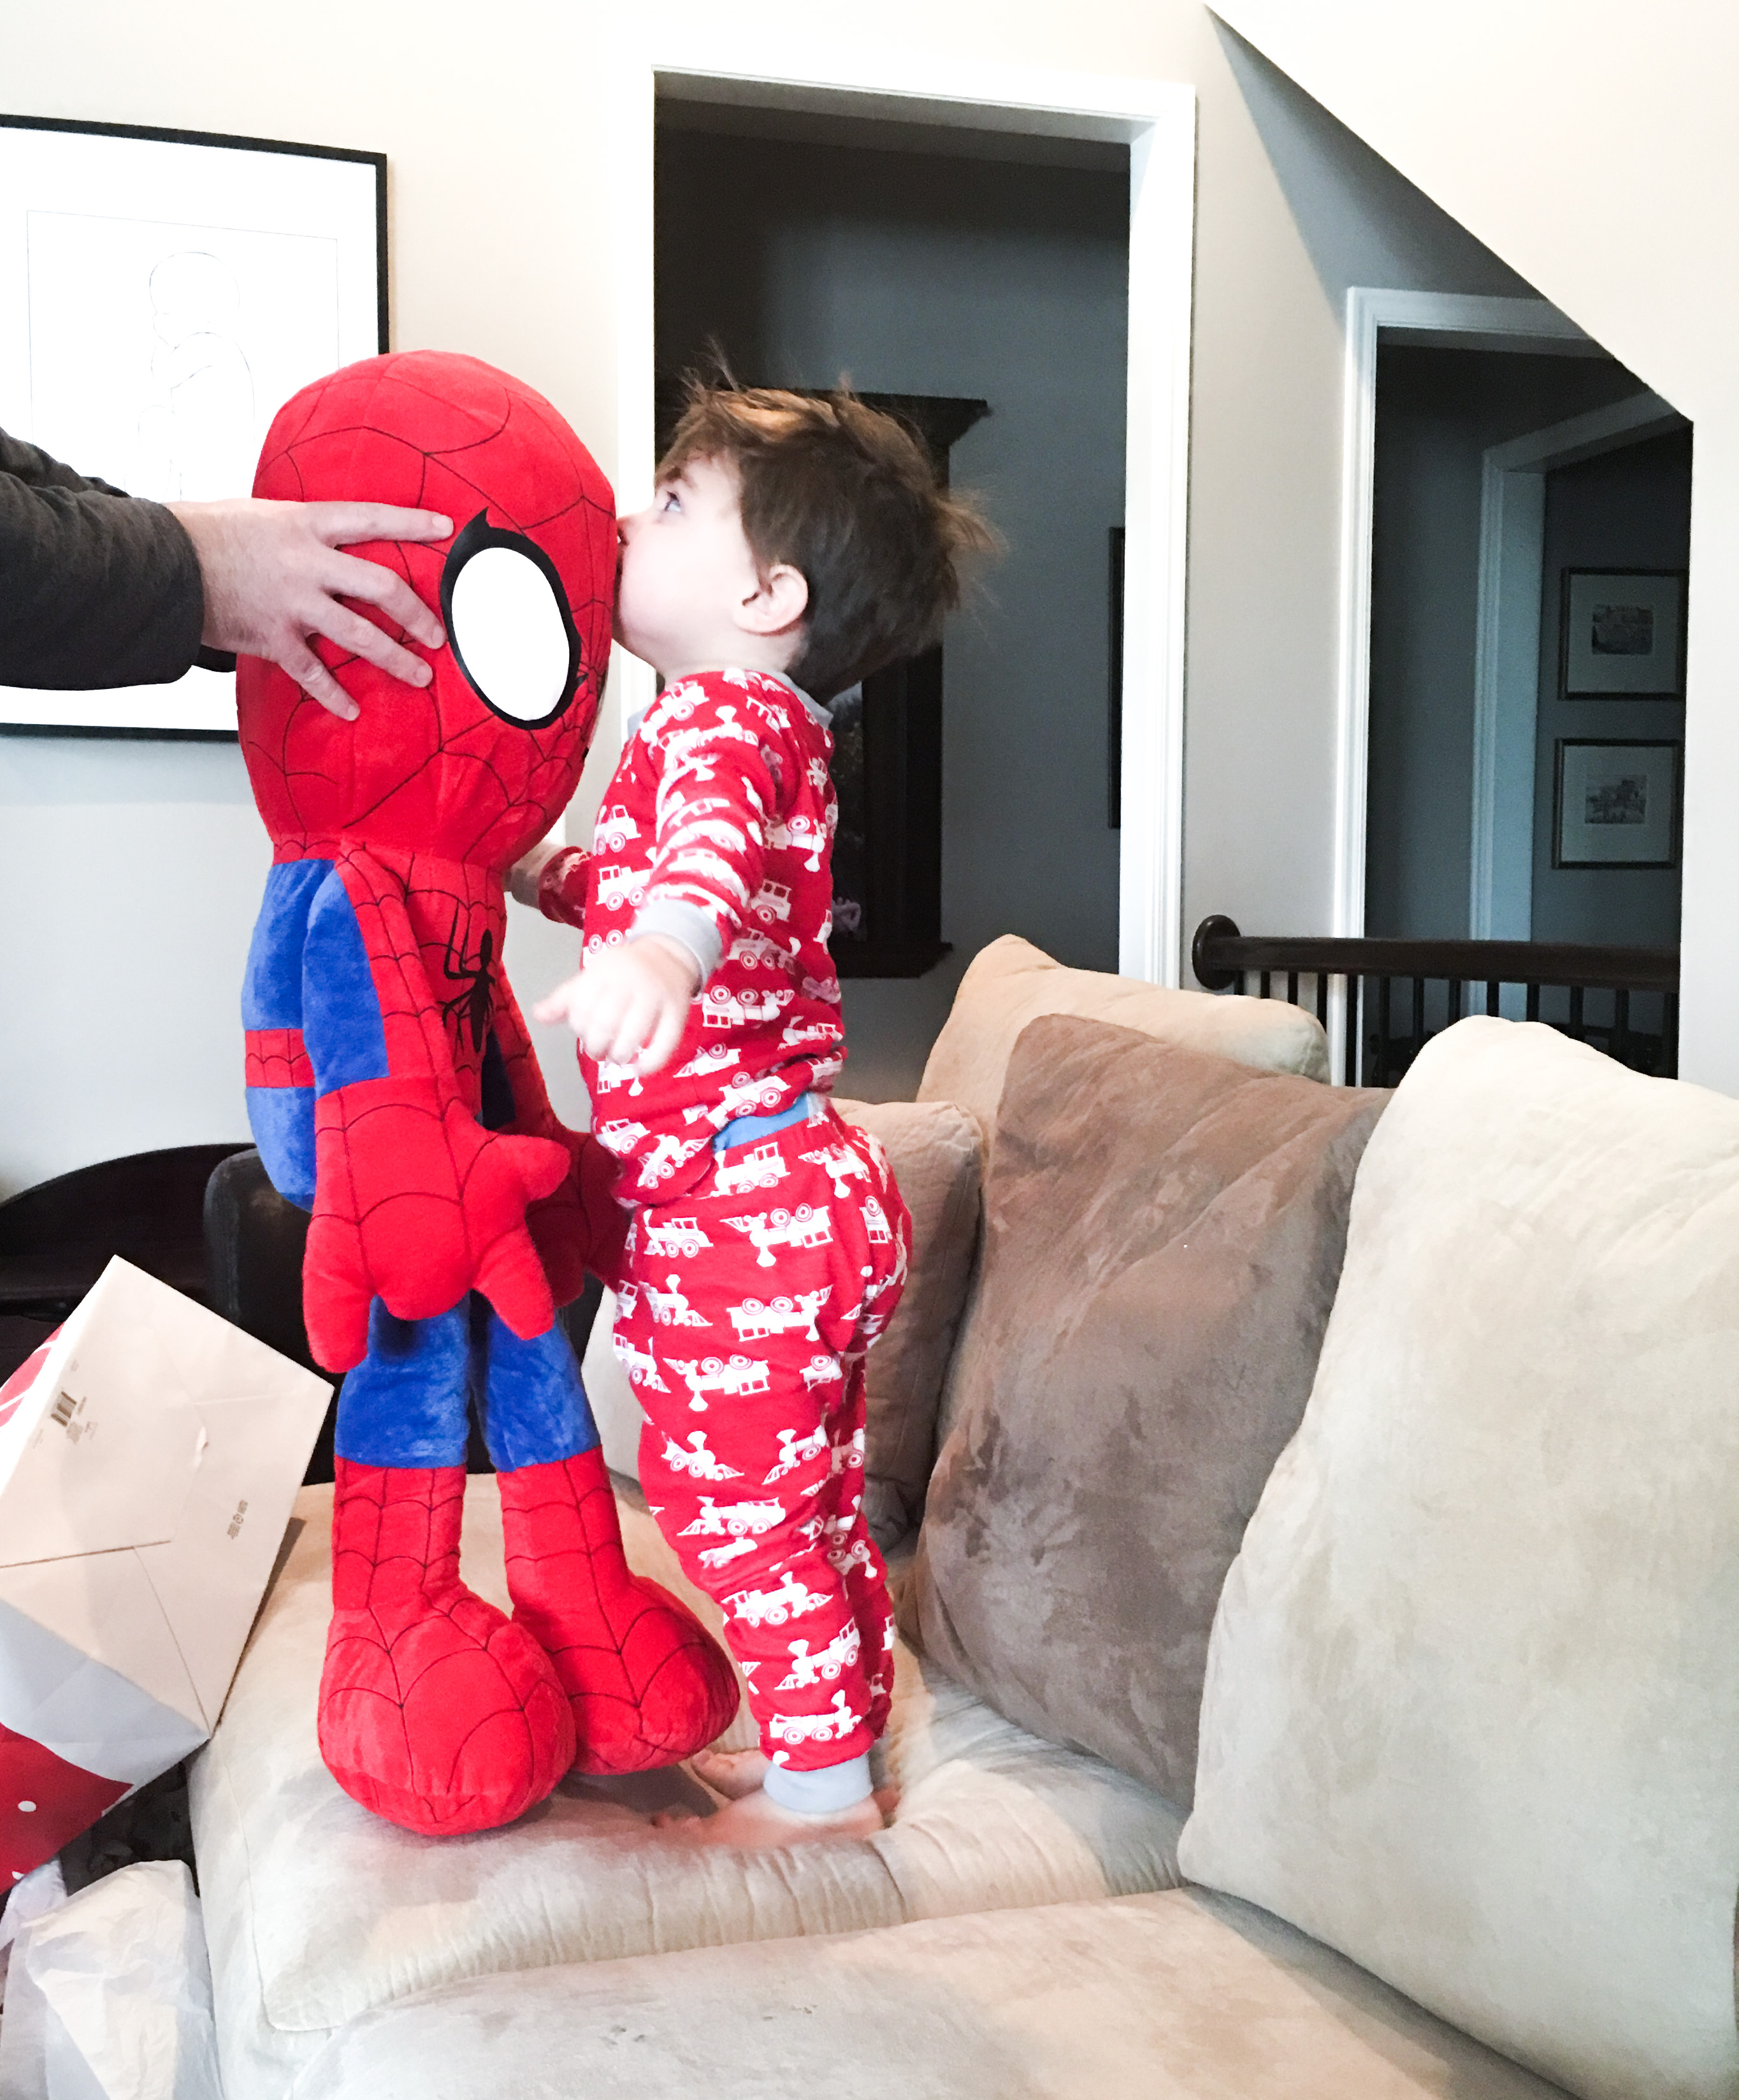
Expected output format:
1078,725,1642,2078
186,936,1739,2100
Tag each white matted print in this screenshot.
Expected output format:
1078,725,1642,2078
1560,568,1686,700
1554,739,1680,869
0,118,384,734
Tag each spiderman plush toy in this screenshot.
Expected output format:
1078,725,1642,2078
236,351,737,1836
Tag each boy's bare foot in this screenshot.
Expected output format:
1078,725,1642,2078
689,1747,771,1800
652,1783,887,1848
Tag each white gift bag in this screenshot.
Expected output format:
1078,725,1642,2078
0,1258,329,1884
0,1861,220,2100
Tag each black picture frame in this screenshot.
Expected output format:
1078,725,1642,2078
1559,567,1687,702
0,113,388,351
1552,738,1682,871
0,113,388,743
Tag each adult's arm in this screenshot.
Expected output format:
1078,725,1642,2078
0,428,210,690
0,427,452,716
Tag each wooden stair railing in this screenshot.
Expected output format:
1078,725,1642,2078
1190,916,1680,1087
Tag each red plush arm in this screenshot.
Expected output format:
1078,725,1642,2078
299,847,568,1371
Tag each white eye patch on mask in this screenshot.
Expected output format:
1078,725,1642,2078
440,513,582,727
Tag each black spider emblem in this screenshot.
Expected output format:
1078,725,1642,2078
440,909,496,1053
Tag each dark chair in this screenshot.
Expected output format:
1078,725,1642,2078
203,1150,603,1486
0,1141,252,1325
0,1140,254,1384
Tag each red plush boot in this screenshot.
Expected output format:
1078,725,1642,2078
320,1461,576,1834
498,1449,739,1774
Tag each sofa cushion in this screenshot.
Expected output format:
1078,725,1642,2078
832,1097,983,1544
287,1888,1567,2100
907,1016,1385,1806
918,934,1330,1138
1180,1017,1739,2100
194,1478,1181,2100
580,1096,983,1551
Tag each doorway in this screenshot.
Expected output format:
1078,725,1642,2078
1338,291,1691,960
654,108,1129,1095
602,41,1197,1075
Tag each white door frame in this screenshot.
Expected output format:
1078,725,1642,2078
601,33,1198,985
1333,289,1599,945
1470,387,1686,940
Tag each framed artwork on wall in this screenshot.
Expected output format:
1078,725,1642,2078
0,114,386,737
1552,739,1681,870
1559,568,1687,700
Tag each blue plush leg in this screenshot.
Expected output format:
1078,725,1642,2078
334,1300,472,1467
471,1303,598,1472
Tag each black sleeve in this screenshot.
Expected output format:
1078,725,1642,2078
0,427,222,690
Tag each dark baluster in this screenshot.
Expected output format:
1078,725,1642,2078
1569,985,1585,1041
1315,971,1328,1027
1616,987,1631,1069
1486,980,1499,1017
1287,969,1298,1006
1666,992,1680,1077
1376,976,1392,1087
1449,978,1463,1024
1411,976,1425,1070
1259,969,1271,999
1526,983,1540,1023
1346,975,1361,1087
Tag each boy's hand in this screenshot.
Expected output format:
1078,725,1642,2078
508,837,563,908
533,935,701,1076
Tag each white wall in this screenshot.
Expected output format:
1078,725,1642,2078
1209,0,1739,1085
1,0,1566,1188
0,737,266,1193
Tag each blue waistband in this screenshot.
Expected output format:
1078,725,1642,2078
713,1092,815,1154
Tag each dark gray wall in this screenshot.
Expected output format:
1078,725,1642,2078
1364,345,1649,939
656,123,1127,1099
1531,429,1691,947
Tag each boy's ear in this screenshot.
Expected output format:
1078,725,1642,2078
736,561,809,640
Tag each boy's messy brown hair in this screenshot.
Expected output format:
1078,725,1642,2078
659,379,998,701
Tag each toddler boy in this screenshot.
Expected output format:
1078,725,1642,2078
523,383,992,1844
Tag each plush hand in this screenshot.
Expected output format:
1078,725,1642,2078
533,934,700,1076
525,1126,630,1303
303,1078,570,1371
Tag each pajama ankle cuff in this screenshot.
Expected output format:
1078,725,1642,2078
761,1753,872,1815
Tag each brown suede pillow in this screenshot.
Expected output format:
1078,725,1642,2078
905,1015,1387,1807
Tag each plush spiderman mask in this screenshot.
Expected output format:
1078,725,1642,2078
235,352,735,1839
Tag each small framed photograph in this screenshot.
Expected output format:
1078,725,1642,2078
1560,568,1686,699
1553,739,1680,869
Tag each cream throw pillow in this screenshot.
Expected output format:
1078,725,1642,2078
1180,1017,1739,2100
918,934,1330,1137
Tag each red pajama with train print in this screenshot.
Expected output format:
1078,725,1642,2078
536,669,911,1773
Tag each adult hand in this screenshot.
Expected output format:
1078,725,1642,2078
168,498,452,721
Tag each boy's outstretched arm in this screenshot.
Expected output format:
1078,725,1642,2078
535,686,789,1075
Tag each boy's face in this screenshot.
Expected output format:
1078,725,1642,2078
615,454,766,677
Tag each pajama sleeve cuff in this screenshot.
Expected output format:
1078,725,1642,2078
630,897,721,988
